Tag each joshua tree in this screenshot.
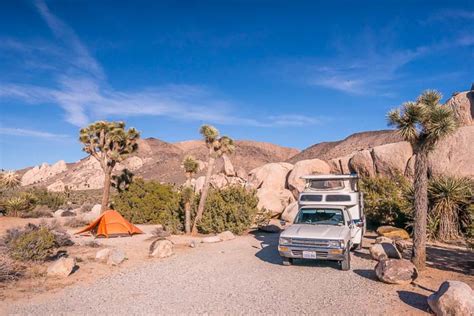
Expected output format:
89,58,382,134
387,90,457,270
0,171,21,191
79,121,140,213
111,168,135,193
191,125,234,235
182,155,199,234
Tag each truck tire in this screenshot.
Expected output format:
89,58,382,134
282,257,293,266
340,248,351,271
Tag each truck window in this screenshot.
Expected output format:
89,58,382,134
309,180,344,190
295,208,344,226
300,194,323,202
326,195,351,202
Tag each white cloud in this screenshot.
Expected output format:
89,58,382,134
0,0,321,130
0,127,70,139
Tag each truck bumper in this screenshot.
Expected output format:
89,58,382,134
278,246,346,261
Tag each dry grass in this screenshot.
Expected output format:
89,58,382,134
64,217,88,228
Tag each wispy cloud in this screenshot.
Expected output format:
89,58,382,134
0,127,70,139
0,0,319,130
424,10,474,23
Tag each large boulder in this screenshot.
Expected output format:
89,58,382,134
427,281,474,316
372,142,413,177
428,126,474,178
376,226,410,240
328,154,353,174
375,259,418,285
369,243,402,261
150,239,174,259
221,154,236,176
446,90,474,126
194,176,205,193
47,257,76,278
257,188,295,215
349,150,375,177
107,249,126,266
287,159,331,198
281,201,299,223
247,162,293,191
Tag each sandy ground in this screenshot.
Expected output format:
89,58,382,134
0,217,473,315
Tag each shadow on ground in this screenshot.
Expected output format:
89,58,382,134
397,291,429,313
426,245,474,275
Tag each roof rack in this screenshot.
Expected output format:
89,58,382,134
300,174,359,180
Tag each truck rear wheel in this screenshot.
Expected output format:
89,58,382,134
340,248,351,271
282,257,293,266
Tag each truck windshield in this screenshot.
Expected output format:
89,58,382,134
294,208,344,226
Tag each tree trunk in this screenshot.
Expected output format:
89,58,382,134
101,170,112,214
184,173,192,235
191,155,215,235
411,149,429,270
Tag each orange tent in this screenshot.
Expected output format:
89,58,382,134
75,210,143,238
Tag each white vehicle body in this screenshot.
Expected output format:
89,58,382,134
278,174,365,270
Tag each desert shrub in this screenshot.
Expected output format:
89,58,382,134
0,256,23,282
20,205,53,218
197,186,259,235
360,175,412,228
112,178,182,232
427,176,473,241
63,217,88,228
4,196,31,217
255,207,272,227
2,223,73,262
26,188,65,211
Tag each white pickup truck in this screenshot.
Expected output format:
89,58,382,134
278,174,365,271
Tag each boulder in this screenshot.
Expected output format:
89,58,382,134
281,201,299,223
428,126,474,178
150,239,174,258
287,159,331,198
247,162,293,191
82,204,102,222
107,249,126,266
369,243,402,261
53,209,66,218
221,154,236,176
95,248,112,263
427,281,474,316
446,90,473,126
235,167,248,180
376,226,410,240
209,174,228,189
21,160,68,186
217,231,235,241
328,154,353,174
194,176,205,193
349,150,375,177
375,259,418,285
118,156,143,171
395,239,413,259
372,142,413,177
47,257,76,278
258,224,281,233
375,236,393,244
257,188,295,215
404,155,416,179
201,236,222,243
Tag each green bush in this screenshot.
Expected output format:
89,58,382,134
197,186,259,235
2,223,73,262
360,175,412,228
112,178,182,232
26,188,65,211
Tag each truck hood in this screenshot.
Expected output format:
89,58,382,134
281,224,348,240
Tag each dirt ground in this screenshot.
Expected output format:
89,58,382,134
0,217,473,315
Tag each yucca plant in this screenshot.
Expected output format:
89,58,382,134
428,177,472,241
0,171,21,190
79,121,140,213
182,155,199,234
388,90,458,270
5,197,28,217
191,125,235,235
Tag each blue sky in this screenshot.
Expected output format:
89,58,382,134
1,0,473,170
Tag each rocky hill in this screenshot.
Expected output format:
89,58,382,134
19,138,299,191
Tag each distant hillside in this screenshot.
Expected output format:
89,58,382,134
288,130,403,163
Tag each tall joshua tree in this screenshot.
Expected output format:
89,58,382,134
387,90,457,270
191,125,234,235
182,155,199,234
79,121,140,213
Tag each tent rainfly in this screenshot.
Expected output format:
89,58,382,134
75,210,143,238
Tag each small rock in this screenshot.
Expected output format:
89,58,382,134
47,257,76,278
150,239,174,258
201,236,222,243
369,243,402,261
395,239,412,258
82,204,102,222
107,249,126,266
375,259,418,285
427,281,474,316
375,236,393,244
53,209,66,218
189,240,197,248
258,224,281,233
376,226,410,240
217,231,235,241
95,248,112,263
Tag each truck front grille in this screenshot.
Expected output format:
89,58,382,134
290,238,329,248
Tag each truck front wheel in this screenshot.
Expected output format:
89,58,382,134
340,248,351,271
282,257,293,266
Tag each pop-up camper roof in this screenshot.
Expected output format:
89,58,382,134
300,174,358,180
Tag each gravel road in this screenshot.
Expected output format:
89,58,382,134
2,232,422,315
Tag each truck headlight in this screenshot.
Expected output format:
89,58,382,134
328,240,344,248
279,237,291,245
